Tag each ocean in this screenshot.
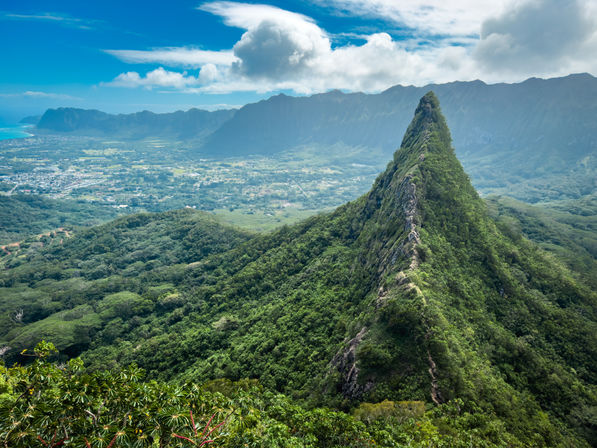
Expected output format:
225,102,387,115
0,123,33,140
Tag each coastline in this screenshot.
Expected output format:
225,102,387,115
0,123,34,140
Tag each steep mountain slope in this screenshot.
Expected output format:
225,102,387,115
204,73,597,161
36,107,235,139
3,94,595,446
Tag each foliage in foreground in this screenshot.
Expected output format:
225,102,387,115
0,342,544,448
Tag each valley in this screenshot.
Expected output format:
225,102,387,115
3,75,596,241
0,136,384,234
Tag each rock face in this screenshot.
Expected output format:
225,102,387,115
427,349,443,405
330,327,370,399
396,174,421,270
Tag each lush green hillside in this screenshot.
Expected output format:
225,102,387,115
487,195,597,288
0,209,252,356
0,342,530,448
2,93,595,446
0,194,122,245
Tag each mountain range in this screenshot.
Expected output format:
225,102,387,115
35,107,235,140
32,73,597,202
3,93,596,446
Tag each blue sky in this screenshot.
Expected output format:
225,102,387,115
1,0,596,121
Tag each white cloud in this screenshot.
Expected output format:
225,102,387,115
105,0,597,94
0,91,80,100
474,0,597,76
104,48,237,67
314,34,478,91
199,1,317,30
108,67,201,89
197,2,481,91
201,2,332,79
198,64,220,83
311,0,513,37
1,12,100,30
231,19,329,78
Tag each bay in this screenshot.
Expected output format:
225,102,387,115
0,123,33,140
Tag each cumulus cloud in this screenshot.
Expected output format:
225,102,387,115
105,0,597,94
198,2,481,90
200,2,331,79
474,0,597,76
199,64,220,83
108,67,201,89
231,19,329,78
316,34,477,91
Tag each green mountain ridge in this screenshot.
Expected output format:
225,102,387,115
2,93,596,446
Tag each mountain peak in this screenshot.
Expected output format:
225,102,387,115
397,90,452,156
357,91,480,278
416,90,440,116
369,91,453,195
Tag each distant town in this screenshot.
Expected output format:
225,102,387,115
0,135,383,228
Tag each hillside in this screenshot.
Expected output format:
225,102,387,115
487,194,597,288
2,93,596,446
0,194,122,245
18,115,41,125
35,107,235,140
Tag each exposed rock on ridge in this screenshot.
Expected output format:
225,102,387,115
329,327,372,399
